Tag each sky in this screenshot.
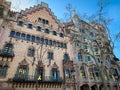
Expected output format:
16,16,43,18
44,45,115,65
7,0,120,59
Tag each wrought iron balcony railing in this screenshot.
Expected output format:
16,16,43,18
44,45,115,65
0,50,14,57
12,74,63,83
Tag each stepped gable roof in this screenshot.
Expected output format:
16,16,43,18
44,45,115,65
17,2,60,24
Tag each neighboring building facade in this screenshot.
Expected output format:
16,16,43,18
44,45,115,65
63,11,120,90
0,0,119,90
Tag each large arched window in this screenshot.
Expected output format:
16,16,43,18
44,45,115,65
51,68,60,81
34,68,45,81
78,53,82,61
14,59,29,80
64,53,70,60
0,62,8,77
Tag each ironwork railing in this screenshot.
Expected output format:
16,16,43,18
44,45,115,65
0,50,14,57
13,74,63,83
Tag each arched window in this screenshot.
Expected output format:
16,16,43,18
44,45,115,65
44,39,48,45
51,68,60,81
27,48,35,57
9,31,15,37
47,52,53,59
36,37,40,43
63,43,67,48
15,60,29,81
0,62,8,77
1,43,14,57
40,38,44,44
26,34,31,41
65,69,70,77
31,36,35,42
36,26,41,31
21,33,26,39
45,29,49,34
53,31,57,36
78,53,82,61
64,53,70,60
27,24,33,29
48,40,52,45
80,66,86,79
15,32,21,38
60,33,64,37
18,21,24,26
34,68,45,81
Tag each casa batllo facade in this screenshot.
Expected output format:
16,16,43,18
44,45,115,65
0,0,120,90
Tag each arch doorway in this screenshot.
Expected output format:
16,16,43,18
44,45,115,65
80,84,89,90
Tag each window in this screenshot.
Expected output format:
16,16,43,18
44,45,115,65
85,56,91,62
27,24,33,29
44,39,48,45
1,43,14,56
31,36,35,42
27,49,35,57
18,21,23,26
56,42,59,47
40,38,44,44
94,48,98,52
36,26,41,31
48,52,53,59
53,41,56,46
51,69,60,81
38,18,42,22
63,43,67,48
78,53,82,61
84,45,88,49
26,35,31,41
53,31,57,36
9,31,15,37
0,66,7,77
15,32,21,38
48,40,52,45
15,66,29,80
21,33,26,39
60,33,64,37
34,68,44,81
60,43,63,48
36,37,40,43
64,53,70,60
42,19,45,24
45,29,49,34
80,66,86,78
65,69,70,77
46,20,49,24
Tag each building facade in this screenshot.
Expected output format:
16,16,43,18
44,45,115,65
0,0,119,90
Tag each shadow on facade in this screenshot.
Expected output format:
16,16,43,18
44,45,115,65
80,84,89,90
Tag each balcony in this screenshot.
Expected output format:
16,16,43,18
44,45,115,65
83,39,88,44
12,74,63,83
97,36,102,40
94,52,100,57
84,49,90,54
0,50,14,57
92,42,97,47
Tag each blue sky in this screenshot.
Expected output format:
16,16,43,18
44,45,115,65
7,0,120,59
